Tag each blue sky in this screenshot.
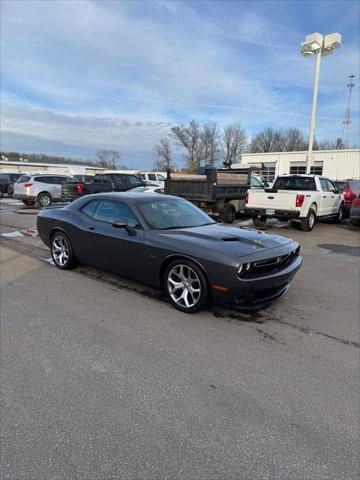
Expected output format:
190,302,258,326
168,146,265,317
1,0,359,168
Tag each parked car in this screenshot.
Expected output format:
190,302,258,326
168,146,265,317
342,180,360,216
94,173,145,191
72,174,96,183
37,192,302,313
131,186,164,194
140,171,167,187
13,174,79,207
0,172,21,197
61,175,113,201
350,194,360,226
245,175,344,231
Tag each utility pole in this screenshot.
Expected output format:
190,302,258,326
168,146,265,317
342,75,355,149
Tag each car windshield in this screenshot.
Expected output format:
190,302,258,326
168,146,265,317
137,199,215,230
273,176,316,191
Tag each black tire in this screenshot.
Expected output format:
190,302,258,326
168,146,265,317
7,185,14,196
300,208,316,231
50,231,77,270
164,259,209,313
224,204,236,224
37,192,52,208
253,216,266,228
333,205,344,224
0,190,3,199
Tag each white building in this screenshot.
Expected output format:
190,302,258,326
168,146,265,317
0,160,104,176
234,149,360,181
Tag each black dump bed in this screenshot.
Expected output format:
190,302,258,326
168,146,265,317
165,168,253,202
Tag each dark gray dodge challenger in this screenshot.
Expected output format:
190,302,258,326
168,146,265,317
37,192,302,313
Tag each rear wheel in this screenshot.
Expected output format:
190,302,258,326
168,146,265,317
224,204,236,224
37,192,52,207
300,208,316,231
7,185,14,196
51,232,77,270
165,260,208,313
253,216,266,228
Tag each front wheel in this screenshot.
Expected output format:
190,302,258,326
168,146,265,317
253,216,266,228
165,260,208,313
300,208,316,231
51,232,77,270
333,206,344,224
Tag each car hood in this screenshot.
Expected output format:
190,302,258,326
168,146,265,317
158,224,294,258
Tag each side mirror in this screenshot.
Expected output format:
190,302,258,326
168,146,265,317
112,219,128,229
112,219,136,235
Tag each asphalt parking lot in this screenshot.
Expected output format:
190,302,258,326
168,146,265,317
1,197,359,480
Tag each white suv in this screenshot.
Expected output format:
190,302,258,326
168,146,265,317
14,174,77,207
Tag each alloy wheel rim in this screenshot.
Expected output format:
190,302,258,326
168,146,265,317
52,235,69,266
40,196,50,206
309,213,315,228
167,264,201,309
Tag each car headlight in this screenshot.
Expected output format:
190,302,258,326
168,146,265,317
238,262,251,276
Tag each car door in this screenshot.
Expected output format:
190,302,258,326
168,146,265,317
81,199,146,278
319,178,332,215
326,179,341,214
48,176,63,200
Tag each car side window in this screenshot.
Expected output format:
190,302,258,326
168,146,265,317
326,179,337,192
148,174,156,181
250,177,262,187
93,200,140,227
157,174,165,181
320,179,330,191
81,200,100,219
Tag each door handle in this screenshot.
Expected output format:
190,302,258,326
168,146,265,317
88,225,95,231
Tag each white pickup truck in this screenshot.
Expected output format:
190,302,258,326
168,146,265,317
245,175,344,231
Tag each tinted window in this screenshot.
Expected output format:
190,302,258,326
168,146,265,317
17,175,31,183
129,175,142,185
93,200,140,227
59,176,77,184
349,180,360,193
148,174,156,181
326,180,337,192
273,176,317,191
250,177,262,187
0,174,9,183
138,199,215,230
9,174,20,182
34,176,60,184
81,200,100,219
320,179,330,191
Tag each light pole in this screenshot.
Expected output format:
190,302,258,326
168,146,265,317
301,32,341,173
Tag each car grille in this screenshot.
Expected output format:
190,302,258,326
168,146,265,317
239,246,300,278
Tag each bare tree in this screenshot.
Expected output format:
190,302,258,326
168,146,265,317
95,149,121,169
250,127,287,153
285,128,308,151
200,123,220,167
154,137,174,171
170,120,203,172
221,123,247,167
316,139,338,150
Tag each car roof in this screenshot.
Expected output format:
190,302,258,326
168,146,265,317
77,191,178,204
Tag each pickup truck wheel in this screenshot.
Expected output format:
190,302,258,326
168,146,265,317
300,208,316,231
37,192,52,208
333,206,344,224
224,204,236,224
253,216,266,228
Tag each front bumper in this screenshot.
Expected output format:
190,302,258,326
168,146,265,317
211,255,302,310
246,208,300,220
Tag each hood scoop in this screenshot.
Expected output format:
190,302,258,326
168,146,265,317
221,237,240,242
